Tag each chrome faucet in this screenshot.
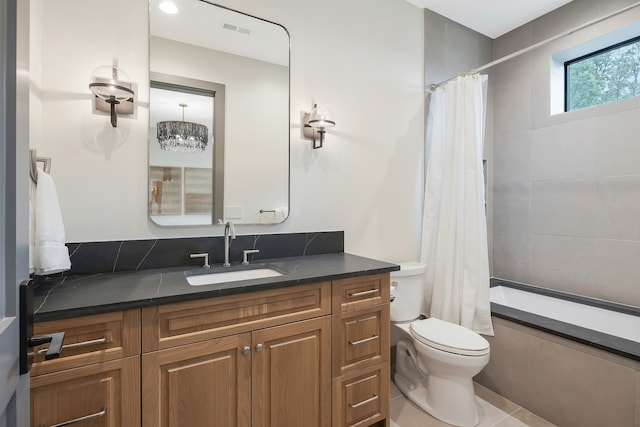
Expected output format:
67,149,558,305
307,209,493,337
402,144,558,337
223,221,236,266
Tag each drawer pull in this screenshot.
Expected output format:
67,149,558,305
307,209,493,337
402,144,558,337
348,289,379,297
37,337,107,355
48,408,106,427
349,335,379,346
349,394,378,409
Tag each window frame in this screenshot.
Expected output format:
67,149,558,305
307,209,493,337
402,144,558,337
564,34,640,112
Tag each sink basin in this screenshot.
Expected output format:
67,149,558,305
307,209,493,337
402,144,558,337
185,265,284,286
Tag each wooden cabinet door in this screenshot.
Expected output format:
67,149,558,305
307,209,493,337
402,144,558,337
31,356,140,427
252,316,331,427
142,333,251,427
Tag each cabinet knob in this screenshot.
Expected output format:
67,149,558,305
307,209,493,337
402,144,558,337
242,346,250,355
255,343,263,352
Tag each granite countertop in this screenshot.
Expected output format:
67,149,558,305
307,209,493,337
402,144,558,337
33,253,400,322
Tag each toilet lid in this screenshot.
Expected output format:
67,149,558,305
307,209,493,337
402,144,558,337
410,318,490,356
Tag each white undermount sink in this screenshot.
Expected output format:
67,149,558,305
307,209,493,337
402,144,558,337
185,266,284,286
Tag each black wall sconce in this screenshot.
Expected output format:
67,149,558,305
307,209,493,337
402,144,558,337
89,59,134,127
303,104,335,149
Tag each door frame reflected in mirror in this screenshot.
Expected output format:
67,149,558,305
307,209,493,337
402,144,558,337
148,72,225,226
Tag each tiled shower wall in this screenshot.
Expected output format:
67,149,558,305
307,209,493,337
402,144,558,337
491,0,640,308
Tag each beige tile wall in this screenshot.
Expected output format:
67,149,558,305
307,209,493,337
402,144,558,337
491,0,640,308
475,317,640,427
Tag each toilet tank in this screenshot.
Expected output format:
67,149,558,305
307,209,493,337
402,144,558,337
390,262,426,322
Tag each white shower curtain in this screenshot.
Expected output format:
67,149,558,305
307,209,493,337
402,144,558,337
421,74,494,336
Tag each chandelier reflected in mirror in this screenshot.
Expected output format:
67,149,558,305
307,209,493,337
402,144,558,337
157,103,208,152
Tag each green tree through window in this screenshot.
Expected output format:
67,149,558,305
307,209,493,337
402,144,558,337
565,36,640,111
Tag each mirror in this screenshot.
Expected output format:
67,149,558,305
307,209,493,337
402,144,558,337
149,74,225,226
149,0,290,226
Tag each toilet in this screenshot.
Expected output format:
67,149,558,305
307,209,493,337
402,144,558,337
391,262,490,427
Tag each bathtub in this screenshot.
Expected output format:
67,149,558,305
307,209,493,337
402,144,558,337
489,279,640,360
476,279,640,427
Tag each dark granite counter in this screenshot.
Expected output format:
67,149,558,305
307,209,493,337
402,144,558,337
33,253,399,322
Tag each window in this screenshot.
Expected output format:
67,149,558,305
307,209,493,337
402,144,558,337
565,36,640,112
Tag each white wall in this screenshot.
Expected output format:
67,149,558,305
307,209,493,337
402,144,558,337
492,0,640,308
31,0,150,242
30,0,425,264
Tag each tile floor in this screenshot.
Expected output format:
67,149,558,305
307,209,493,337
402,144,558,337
389,381,557,427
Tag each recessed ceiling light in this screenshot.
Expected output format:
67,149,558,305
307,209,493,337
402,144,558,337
159,1,178,14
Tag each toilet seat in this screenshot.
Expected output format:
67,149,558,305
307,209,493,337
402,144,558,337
410,318,490,356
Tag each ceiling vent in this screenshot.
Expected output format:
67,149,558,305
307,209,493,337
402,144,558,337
223,22,252,35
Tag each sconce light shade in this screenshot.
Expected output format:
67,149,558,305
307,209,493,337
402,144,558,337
305,104,335,149
89,64,134,128
308,106,336,129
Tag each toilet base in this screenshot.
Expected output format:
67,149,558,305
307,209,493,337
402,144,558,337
394,372,480,427
394,339,481,427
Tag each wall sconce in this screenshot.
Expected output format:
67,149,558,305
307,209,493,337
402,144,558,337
303,104,335,149
89,59,134,128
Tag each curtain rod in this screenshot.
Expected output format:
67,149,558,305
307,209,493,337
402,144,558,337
428,0,640,91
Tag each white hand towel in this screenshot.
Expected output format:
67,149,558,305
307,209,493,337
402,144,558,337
29,177,36,273
34,169,71,275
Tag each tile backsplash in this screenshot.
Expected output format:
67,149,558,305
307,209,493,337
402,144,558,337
62,231,344,276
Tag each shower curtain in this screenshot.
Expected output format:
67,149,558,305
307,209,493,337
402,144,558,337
421,74,494,336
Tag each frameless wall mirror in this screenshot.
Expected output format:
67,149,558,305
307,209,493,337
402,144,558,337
149,0,290,226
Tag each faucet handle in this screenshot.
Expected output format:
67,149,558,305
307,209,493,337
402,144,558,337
242,249,260,265
190,253,210,268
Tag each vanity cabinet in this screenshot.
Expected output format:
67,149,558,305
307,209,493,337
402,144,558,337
30,310,141,427
141,281,332,427
331,275,390,427
31,273,390,427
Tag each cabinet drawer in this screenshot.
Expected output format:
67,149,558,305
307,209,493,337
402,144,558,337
332,363,389,427
332,274,389,313
332,304,389,377
31,356,140,427
31,309,141,376
142,281,331,352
